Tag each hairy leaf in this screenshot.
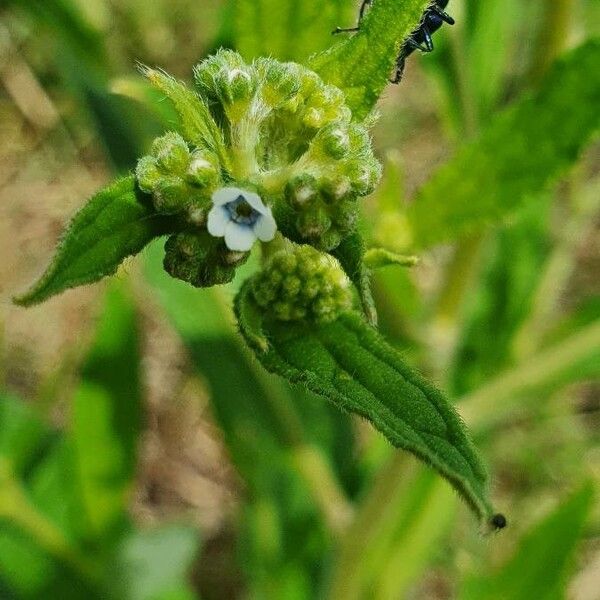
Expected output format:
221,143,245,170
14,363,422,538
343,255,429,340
311,0,430,119
14,176,173,306
460,484,594,600
235,283,496,523
408,39,600,248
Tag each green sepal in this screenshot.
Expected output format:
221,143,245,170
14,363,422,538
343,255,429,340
235,283,496,523
141,66,232,172
331,232,377,327
14,176,175,306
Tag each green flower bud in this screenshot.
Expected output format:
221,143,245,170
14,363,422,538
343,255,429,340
136,131,218,217
152,132,190,173
164,231,249,288
316,123,351,160
296,204,332,238
285,174,319,207
297,70,321,98
214,66,256,106
344,157,382,196
302,107,326,129
186,151,219,187
256,59,301,107
320,177,352,203
135,156,161,193
319,228,343,251
153,177,189,214
331,198,358,230
193,49,246,100
252,246,352,324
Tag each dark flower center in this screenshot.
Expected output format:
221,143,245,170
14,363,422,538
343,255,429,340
227,195,259,225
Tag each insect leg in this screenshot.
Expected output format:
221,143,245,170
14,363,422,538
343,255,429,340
332,0,373,35
332,25,360,34
421,28,434,52
405,31,434,54
358,0,372,20
430,5,455,25
390,55,407,84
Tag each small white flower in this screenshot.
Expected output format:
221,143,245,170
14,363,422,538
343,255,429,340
207,187,277,252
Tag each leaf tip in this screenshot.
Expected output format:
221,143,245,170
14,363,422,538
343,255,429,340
11,293,32,307
12,282,47,307
489,512,508,532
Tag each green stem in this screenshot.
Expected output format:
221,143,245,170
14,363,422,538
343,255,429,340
429,234,484,380
328,453,411,600
0,459,97,581
528,0,575,84
291,445,354,534
512,177,600,360
460,319,600,430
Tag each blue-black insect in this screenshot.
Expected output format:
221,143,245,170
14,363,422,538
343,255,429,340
333,0,455,83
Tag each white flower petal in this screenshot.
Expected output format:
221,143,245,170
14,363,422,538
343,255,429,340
253,210,277,241
224,221,256,251
207,206,229,236
212,187,243,206
240,190,267,214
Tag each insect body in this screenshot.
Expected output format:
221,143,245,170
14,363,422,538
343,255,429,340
333,0,455,84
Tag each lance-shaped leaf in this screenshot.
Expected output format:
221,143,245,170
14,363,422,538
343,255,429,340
14,176,174,306
311,0,430,119
407,39,600,248
235,283,497,523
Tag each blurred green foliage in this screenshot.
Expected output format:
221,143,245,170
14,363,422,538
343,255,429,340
1,0,599,599
1,285,200,598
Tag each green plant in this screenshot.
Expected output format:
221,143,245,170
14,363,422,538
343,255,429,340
4,0,599,598
14,0,506,528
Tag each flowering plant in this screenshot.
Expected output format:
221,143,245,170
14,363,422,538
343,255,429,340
13,0,508,528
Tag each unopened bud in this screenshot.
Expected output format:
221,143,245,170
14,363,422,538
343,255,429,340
252,246,352,323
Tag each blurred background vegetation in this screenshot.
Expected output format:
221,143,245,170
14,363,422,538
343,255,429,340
0,0,599,598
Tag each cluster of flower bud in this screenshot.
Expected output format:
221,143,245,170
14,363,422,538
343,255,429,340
283,120,381,250
190,50,381,251
193,50,351,129
252,246,353,323
163,231,248,288
136,51,382,292
136,132,219,216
